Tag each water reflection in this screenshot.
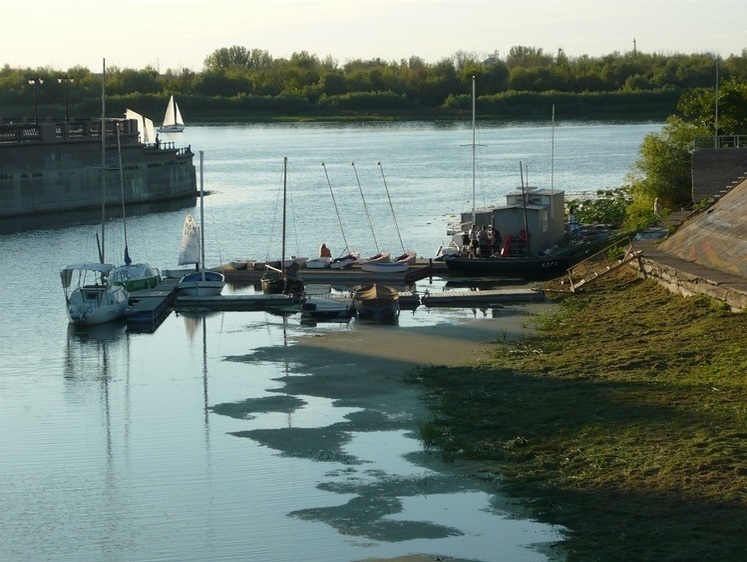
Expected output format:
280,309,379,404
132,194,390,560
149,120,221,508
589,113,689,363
212,310,564,560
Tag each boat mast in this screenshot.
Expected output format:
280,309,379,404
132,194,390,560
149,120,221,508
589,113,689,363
281,156,287,275
322,162,351,255
550,104,555,245
352,161,380,253
99,58,106,264
116,123,131,264
519,160,531,256
199,151,206,279
471,75,476,225
377,162,405,253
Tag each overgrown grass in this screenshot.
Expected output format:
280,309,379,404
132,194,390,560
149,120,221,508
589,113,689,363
409,268,747,560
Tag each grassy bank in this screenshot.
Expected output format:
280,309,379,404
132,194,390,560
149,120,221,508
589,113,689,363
410,268,747,560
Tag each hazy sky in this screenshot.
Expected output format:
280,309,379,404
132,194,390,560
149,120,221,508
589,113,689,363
6,0,745,71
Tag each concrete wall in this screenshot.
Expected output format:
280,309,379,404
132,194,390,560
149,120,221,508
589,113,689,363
0,139,196,217
691,148,747,202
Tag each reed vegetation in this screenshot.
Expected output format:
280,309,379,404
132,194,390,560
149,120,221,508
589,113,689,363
410,268,747,559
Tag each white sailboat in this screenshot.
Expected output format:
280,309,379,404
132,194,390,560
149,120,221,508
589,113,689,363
158,95,185,133
61,59,129,325
110,124,162,292
177,151,225,296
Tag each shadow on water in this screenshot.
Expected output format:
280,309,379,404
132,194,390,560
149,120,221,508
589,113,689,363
210,311,565,559
1,198,196,234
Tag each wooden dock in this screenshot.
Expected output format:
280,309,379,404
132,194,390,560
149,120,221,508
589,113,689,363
125,278,180,332
124,276,544,333
421,287,545,307
174,293,297,311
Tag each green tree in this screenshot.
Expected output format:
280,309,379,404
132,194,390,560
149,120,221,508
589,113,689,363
627,116,703,214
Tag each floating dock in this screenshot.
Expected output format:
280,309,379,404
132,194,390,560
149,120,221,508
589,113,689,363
421,287,545,307
125,275,544,333
125,278,180,332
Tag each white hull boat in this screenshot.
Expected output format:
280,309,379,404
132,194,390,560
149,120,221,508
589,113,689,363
393,250,417,265
178,271,226,296
330,253,358,269
61,263,129,326
306,257,332,269
359,261,410,274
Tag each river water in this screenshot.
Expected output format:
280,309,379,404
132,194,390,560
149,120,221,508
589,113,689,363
0,121,661,561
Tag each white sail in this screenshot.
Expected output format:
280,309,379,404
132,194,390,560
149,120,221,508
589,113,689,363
125,108,145,142
173,99,184,126
125,109,157,144
143,116,156,143
159,95,186,132
178,213,200,265
162,95,184,127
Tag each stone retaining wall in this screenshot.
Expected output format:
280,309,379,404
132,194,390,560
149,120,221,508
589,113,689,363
633,256,747,312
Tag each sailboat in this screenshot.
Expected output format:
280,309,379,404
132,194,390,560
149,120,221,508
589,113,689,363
157,95,185,133
177,151,225,296
110,124,162,292
261,157,304,295
61,59,129,325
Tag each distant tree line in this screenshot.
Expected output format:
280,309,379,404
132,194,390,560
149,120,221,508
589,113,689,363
2,46,746,122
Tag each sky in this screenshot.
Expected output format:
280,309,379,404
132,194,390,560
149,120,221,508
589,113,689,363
5,0,746,72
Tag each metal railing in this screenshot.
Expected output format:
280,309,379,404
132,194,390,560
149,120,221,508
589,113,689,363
694,135,747,150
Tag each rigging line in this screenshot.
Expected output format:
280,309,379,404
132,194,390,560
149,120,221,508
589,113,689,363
322,162,350,255
352,161,379,253
377,162,405,253
264,160,285,260
284,165,302,257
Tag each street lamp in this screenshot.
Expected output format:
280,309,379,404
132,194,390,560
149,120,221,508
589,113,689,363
58,76,74,122
27,77,44,124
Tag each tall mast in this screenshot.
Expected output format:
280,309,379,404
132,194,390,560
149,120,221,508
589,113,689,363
199,151,206,279
471,75,476,224
116,123,131,265
550,104,555,245
100,58,106,264
519,161,531,256
281,157,287,275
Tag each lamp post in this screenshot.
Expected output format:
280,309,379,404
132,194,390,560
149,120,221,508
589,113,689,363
27,77,44,124
58,76,74,122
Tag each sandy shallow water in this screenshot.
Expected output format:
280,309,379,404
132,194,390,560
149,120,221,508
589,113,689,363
216,302,564,561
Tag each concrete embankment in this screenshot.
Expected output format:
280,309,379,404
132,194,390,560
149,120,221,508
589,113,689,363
0,120,196,218
631,180,747,312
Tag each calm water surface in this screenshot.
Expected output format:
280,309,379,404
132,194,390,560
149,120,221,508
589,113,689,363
0,121,661,561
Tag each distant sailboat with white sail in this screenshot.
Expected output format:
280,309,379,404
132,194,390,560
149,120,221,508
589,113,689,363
158,95,185,133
